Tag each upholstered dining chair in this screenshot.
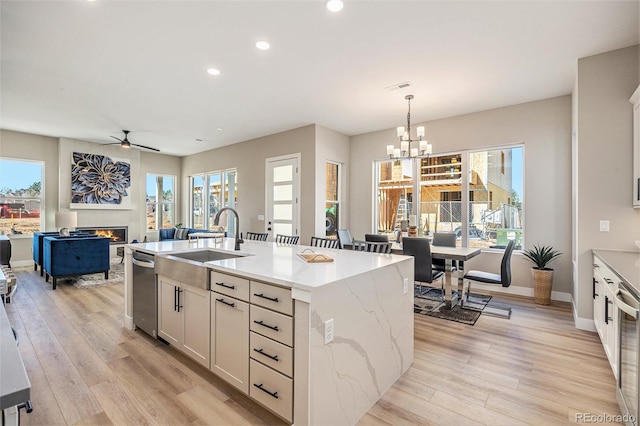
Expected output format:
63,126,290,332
244,232,268,241
275,234,300,245
310,236,340,249
461,239,515,318
337,229,353,249
402,237,445,299
432,232,458,272
365,233,389,243
351,240,392,254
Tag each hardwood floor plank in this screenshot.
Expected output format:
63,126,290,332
5,269,623,426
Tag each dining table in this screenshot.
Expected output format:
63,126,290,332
391,242,482,309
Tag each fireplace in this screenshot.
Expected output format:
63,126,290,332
77,226,128,245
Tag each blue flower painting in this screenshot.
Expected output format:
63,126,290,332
71,152,131,204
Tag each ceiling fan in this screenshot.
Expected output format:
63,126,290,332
105,130,160,152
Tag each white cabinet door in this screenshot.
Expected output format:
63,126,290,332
211,292,249,393
603,282,619,378
181,285,211,368
631,85,640,207
158,277,180,346
593,270,604,340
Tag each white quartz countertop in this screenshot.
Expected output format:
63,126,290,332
127,238,411,291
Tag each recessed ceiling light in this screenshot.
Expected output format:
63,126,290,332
217,128,223,131
326,0,343,12
255,41,270,51
207,68,221,76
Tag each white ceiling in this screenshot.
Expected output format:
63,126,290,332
1,1,638,156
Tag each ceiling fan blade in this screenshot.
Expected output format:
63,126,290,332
132,143,160,152
110,135,124,142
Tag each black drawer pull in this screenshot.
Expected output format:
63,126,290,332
254,293,279,303
216,298,235,308
253,348,279,361
253,383,279,399
604,278,614,284
253,320,279,331
215,282,235,290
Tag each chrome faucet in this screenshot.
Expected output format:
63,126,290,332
214,207,243,250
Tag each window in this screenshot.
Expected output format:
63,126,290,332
146,174,175,230
190,169,237,235
0,158,44,234
325,162,340,237
374,145,524,249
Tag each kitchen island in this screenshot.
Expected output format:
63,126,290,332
124,238,414,425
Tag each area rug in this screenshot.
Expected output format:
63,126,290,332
414,287,492,325
64,258,124,289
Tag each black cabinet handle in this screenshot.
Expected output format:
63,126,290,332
253,293,279,303
593,278,598,299
253,320,279,331
215,282,235,290
17,400,33,414
253,348,279,361
174,286,178,311
605,295,609,324
593,264,600,269
253,383,279,399
216,298,235,308
177,288,183,312
605,278,614,285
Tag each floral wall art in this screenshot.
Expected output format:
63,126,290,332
71,152,132,208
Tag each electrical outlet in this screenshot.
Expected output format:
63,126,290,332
403,278,409,294
324,319,334,344
600,220,610,232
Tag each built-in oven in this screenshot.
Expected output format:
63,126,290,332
615,282,640,426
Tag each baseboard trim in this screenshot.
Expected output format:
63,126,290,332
7,260,33,269
469,282,572,303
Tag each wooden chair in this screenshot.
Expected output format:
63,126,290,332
337,229,353,249
244,232,268,241
402,237,445,299
461,239,515,318
275,234,300,245
351,240,392,254
432,232,457,272
310,236,340,249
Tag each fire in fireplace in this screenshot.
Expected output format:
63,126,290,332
76,226,128,244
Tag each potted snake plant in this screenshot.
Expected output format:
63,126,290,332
522,244,562,305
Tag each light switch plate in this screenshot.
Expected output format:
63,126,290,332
324,319,334,344
403,278,409,294
600,220,610,232
258,214,265,221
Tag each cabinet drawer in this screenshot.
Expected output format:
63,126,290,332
251,281,293,316
250,331,293,378
211,271,250,302
250,359,292,422
250,305,293,347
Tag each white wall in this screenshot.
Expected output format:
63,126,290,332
181,125,317,243
314,125,350,239
574,45,640,324
350,96,573,296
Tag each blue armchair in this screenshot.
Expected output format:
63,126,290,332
43,236,110,289
33,231,88,276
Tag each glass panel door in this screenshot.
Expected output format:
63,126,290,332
266,156,299,240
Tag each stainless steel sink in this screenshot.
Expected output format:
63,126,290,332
169,250,244,262
155,249,246,289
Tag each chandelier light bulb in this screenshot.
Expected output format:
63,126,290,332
386,95,433,160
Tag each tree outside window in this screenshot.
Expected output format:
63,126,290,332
146,174,175,230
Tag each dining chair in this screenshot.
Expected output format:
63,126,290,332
351,240,392,254
275,234,300,245
461,239,515,318
244,232,268,241
336,229,353,249
432,232,457,272
365,233,389,243
310,236,340,249
402,237,445,299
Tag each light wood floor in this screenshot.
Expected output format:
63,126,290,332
5,268,621,425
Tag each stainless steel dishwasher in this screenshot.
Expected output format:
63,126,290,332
132,251,157,337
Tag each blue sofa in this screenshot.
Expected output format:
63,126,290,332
43,235,110,289
33,231,88,276
159,227,212,241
